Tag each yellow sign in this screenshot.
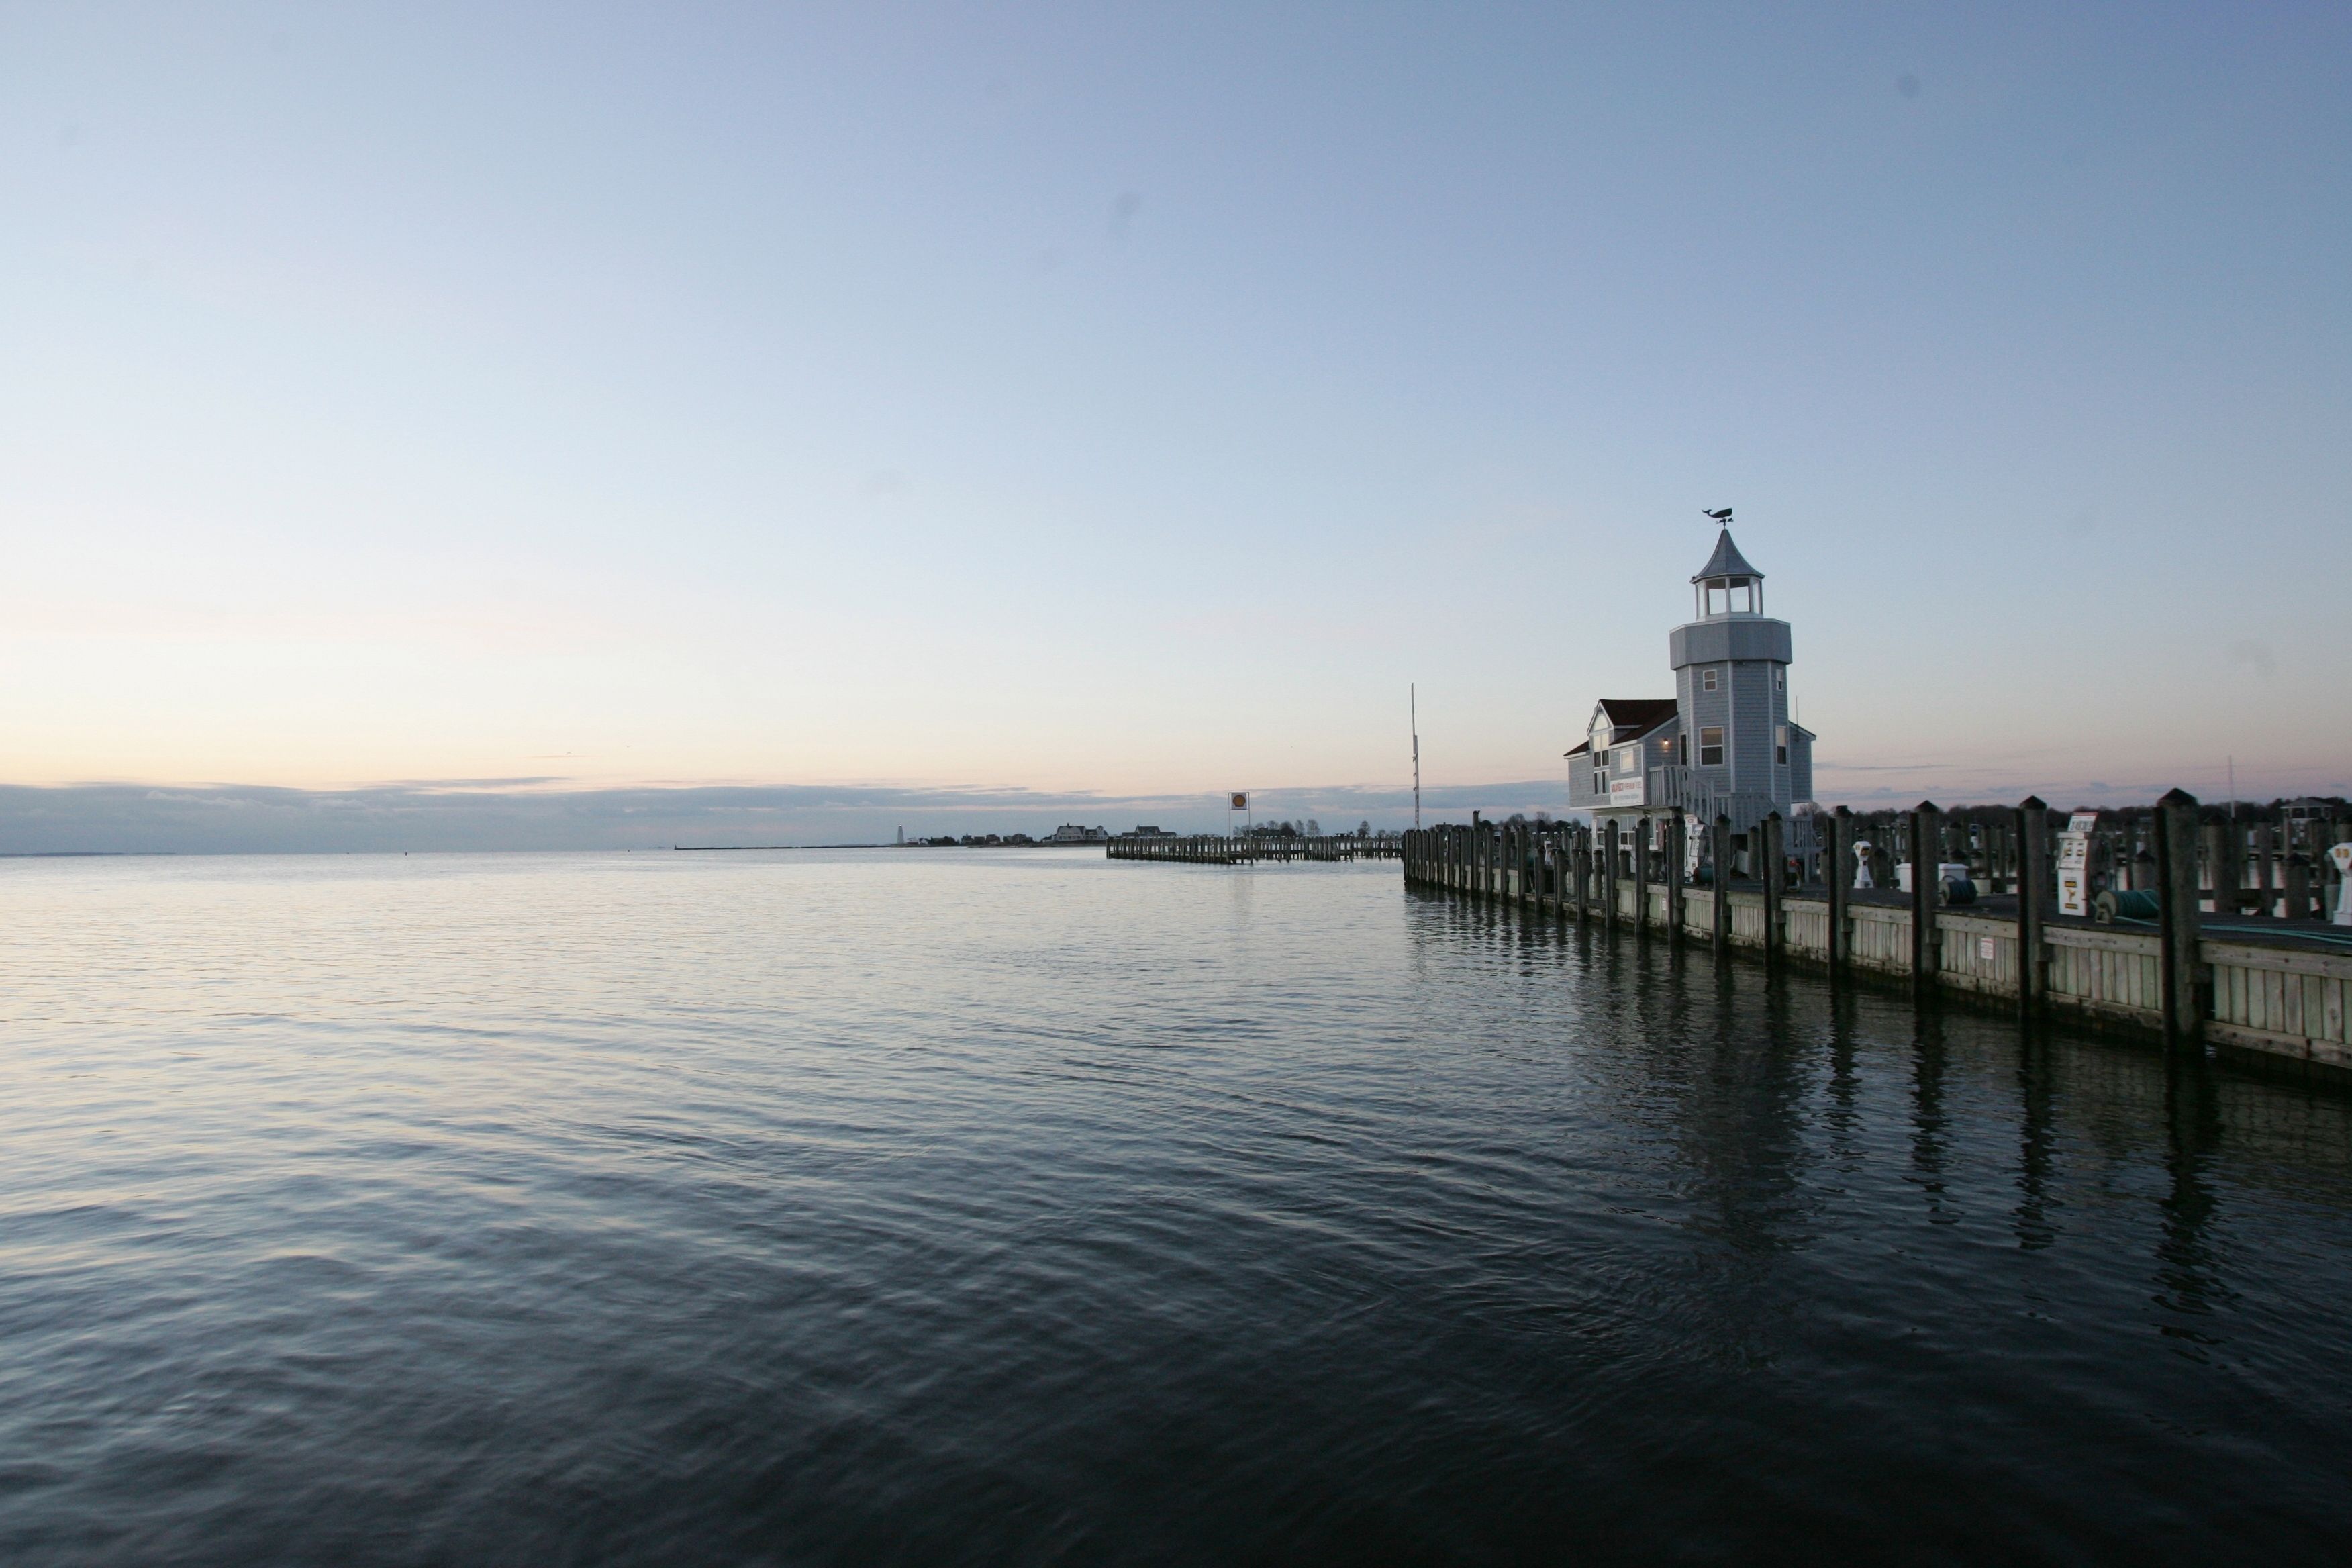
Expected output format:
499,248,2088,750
1230,792,1248,812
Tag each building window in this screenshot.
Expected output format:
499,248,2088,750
1701,668,1718,692
1618,748,1636,773
1773,667,1784,689
1699,726,1724,766
1775,725,1788,765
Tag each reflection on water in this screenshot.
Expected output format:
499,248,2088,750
4,850,2352,1563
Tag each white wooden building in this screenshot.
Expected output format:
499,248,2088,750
1565,526,1816,871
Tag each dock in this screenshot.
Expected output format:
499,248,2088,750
1403,797,2352,1074
1108,834,1402,865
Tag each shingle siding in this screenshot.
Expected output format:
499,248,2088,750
1663,610,1802,838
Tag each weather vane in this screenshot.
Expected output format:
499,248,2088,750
1703,507,1732,528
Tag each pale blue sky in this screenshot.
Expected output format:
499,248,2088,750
4,3,2346,826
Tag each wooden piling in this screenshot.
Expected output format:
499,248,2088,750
1634,816,1651,935
1668,814,1687,948
1711,814,1731,957
1828,806,1852,979
1910,801,1942,991
2016,796,2048,1015
2155,789,2204,1046
1571,827,1589,925
1603,821,1620,932
1762,812,1785,967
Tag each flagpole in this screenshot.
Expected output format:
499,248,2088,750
1411,683,1421,830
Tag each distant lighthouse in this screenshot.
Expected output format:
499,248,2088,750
1670,522,1810,834
1565,516,1816,869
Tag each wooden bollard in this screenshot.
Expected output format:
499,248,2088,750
1711,813,1731,957
1634,816,1651,934
1604,821,1620,931
1910,801,1942,992
1668,814,1687,948
1762,812,1785,966
1573,828,1589,925
2016,796,2048,1015
1828,805,1852,979
2155,788,2204,1045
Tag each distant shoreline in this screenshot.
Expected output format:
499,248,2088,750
0,850,135,859
673,842,1106,852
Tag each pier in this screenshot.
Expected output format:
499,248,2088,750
1108,834,1402,865
1403,797,2352,1074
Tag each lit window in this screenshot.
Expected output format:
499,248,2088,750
1699,726,1724,766
1775,725,1788,765
1618,749,1636,773
1701,669,1718,692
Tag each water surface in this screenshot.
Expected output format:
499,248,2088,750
5,850,2351,1563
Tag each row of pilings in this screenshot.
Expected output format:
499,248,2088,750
1402,795,2352,1073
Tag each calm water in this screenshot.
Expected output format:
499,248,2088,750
5,850,2352,1565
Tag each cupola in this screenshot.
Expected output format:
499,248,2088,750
1692,526,1764,620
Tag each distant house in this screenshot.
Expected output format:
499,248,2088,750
1120,825,1173,840
1048,824,1110,843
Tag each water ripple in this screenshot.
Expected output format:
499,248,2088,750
4,850,2352,1563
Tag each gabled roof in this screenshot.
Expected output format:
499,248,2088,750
1598,697,1679,735
1565,697,1679,756
1691,528,1761,583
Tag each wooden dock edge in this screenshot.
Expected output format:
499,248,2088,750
1400,823,2352,1073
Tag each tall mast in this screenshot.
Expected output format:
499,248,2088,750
1411,684,1421,830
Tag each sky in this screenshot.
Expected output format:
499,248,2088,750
3,3,2347,847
